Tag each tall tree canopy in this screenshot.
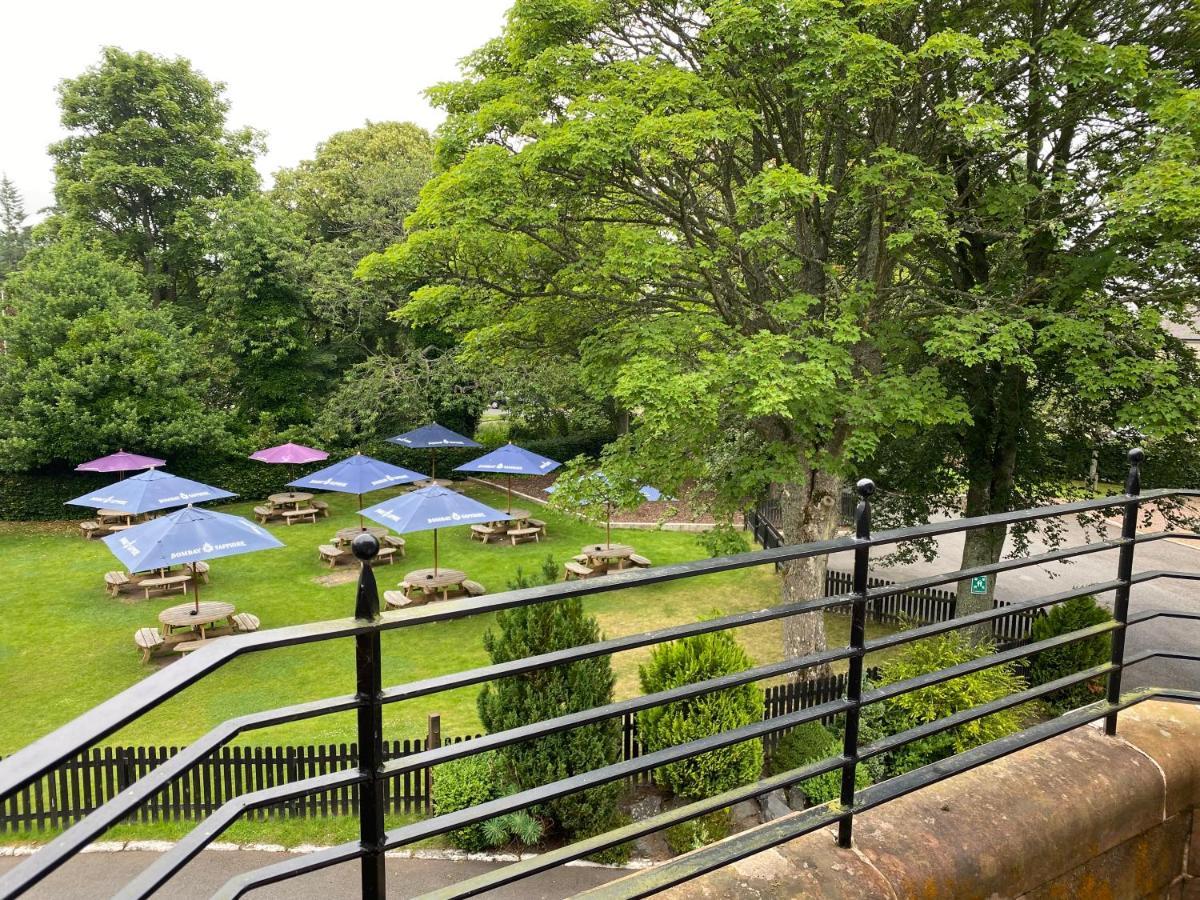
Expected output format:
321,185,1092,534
0,240,232,470
0,175,32,277
365,0,1200,657
50,47,259,307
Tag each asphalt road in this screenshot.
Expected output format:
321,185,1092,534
0,850,626,899
827,514,1200,691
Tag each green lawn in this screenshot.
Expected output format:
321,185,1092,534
0,483,893,756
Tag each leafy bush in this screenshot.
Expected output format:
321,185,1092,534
863,632,1026,777
664,810,732,855
1026,596,1113,711
696,524,749,558
769,721,871,806
430,752,504,852
638,631,764,800
481,810,544,848
505,555,559,591
478,597,624,848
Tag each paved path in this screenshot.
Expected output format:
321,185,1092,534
828,514,1200,691
0,849,625,899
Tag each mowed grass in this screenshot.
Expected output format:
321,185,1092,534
0,483,895,756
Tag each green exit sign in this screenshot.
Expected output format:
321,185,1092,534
970,575,989,595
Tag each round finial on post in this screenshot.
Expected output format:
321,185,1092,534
352,533,380,562
854,478,875,540
1125,448,1144,497
856,478,876,498
353,534,381,621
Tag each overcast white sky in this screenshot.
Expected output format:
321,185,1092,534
1,0,513,220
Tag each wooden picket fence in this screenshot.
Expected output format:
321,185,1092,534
2,668,869,833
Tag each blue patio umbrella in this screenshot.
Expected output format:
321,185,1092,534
65,469,236,516
388,422,480,480
288,453,428,527
545,475,662,546
102,506,283,613
360,485,510,574
454,443,561,514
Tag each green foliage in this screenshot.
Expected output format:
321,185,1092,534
1027,597,1113,712
477,597,623,845
0,239,234,471
505,554,560,591
769,721,870,806
431,751,543,852
663,810,732,855
696,524,749,559
50,47,259,305
864,632,1027,776
0,175,32,277
637,631,764,800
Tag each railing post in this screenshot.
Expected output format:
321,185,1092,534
1105,448,1143,736
838,478,873,848
351,534,386,898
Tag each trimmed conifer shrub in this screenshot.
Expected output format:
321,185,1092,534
1026,595,1113,711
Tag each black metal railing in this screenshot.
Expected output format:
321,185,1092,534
2,449,1199,899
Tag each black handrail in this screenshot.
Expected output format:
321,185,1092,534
0,450,1196,900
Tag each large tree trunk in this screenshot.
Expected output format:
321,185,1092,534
776,469,842,678
956,367,1023,622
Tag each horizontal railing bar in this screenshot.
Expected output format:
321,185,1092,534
862,621,1120,707
380,594,856,705
212,841,365,900
1132,570,1200,585
414,757,850,900
1126,648,1200,667
381,699,853,851
383,646,856,777
865,579,1124,653
115,770,366,900
863,537,1127,601
1130,609,1200,625
4,488,1187,800
0,692,361,900
578,688,1200,899
859,663,1116,761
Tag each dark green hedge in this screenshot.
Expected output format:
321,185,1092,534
0,431,615,521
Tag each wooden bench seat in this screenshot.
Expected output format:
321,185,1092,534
462,580,486,597
231,613,260,633
282,508,319,525
311,500,330,518
134,627,164,663
564,561,594,580
367,546,397,566
508,526,542,546
105,571,133,597
172,637,230,655
629,554,652,568
81,521,111,540
527,518,547,536
140,574,191,600
318,544,347,568
383,590,412,610
470,524,505,543
253,505,281,524
384,535,406,556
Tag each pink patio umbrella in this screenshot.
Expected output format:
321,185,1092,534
249,442,330,491
75,450,165,481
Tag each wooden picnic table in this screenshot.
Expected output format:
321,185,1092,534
97,509,136,526
158,601,236,640
268,491,314,510
334,526,390,545
402,568,467,603
488,508,531,529
581,543,636,571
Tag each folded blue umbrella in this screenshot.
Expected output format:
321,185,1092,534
102,506,283,612
361,485,510,574
66,469,236,515
455,443,561,513
387,422,480,479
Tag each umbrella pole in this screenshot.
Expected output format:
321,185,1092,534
191,572,201,615
606,501,612,548
431,450,437,481
358,493,364,529
433,528,439,575
507,475,513,514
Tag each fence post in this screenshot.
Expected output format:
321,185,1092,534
838,478,873,848
425,715,440,815
352,534,386,899
1105,448,1143,736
